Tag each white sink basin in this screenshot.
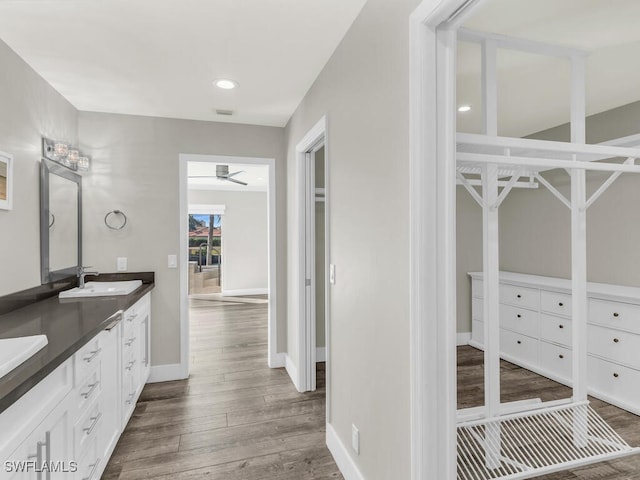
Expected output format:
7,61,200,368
59,280,143,298
0,335,48,378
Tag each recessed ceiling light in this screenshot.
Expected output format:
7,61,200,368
214,79,238,90
458,105,472,113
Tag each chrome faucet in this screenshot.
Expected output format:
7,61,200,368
78,266,100,289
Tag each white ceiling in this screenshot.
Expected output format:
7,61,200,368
0,0,367,127
457,0,640,138
188,162,268,192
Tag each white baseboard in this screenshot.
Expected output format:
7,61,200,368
326,423,365,480
316,347,326,362
457,332,471,346
148,363,188,383
221,288,268,297
269,352,286,368
285,354,303,392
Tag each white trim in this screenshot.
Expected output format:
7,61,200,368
188,204,226,215
270,352,286,368
221,288,268,297
179,153,280,372
147,363,188,383
0,151,12,211
326,423,365,480
456,332,471,346
316,346,326,362
285,354,303,392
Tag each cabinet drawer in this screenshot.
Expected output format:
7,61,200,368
539,341,572,382
74,397,103,455
76,433,101,480
500,329,538,366
500,284,539,310
471,320,484,346
472,278,484,299
587,324,640,369
471,297,483,321
540,313,572,347
587,355,640,411
588,298,640,334
541,291,572,317
74,335,103,386
76,367,101,412
499,304,538,337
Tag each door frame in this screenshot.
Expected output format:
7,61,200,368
409,0,486,478
179,154,279,378
294,116,330,399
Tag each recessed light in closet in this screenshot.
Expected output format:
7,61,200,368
458,105,472,112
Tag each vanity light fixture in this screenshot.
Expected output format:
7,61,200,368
42,138,91,172
214,79,238,90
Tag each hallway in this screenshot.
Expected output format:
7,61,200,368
103,298,340,479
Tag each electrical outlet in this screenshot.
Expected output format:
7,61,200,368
168,254,178,269
117,257,128,272
329,264,336,284
351,424,360,455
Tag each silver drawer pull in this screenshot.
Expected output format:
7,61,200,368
83,348,102,363
126,393,135,405
613,338,620,343
127,313,138,322
81,381,100,399
125,337,137,347
613,373,620,378
126,360,136,371
83,412,102,435
613,312,620,318
82,458,100,480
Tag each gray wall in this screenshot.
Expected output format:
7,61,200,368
284,0,419,477
188,190,268,293
78,112,287,367
0,39,78,296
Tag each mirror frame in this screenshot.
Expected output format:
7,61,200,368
40,159,82,284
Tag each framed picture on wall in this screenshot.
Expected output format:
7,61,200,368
0,151,13,210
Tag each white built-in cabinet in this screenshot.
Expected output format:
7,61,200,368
0,292,151,480
469,272,640,415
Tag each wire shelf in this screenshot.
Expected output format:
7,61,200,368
457,401,639,480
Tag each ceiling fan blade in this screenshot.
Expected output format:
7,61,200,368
226,170,246,178
225,177,248,186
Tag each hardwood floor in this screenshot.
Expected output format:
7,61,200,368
458,346,640,479
102,298,341,479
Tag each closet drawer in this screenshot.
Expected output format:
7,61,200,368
587,324,640,369
541,291,572,317
500,329,538,366
540,313,572,347
587,356,640,410
500,284,539,310
472,279,484,299
471,320,484,346
539,341,572,382
588,298,640,334
471,297,483,321
499,304,538,337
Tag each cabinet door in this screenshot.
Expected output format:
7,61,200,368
138,313,150,387
41,398,73,480
98,325,121,463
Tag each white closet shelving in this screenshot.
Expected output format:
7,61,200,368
456,28,640,480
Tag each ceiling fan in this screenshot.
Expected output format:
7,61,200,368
189,165,248,186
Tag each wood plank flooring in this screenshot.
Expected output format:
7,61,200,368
102,298,341,479
458,346,640,479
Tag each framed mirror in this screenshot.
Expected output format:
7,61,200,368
40,159,82,284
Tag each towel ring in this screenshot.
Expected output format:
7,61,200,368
49,212,55,228
105,210,127,230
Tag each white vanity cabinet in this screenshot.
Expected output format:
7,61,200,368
0,291,151,480
469,272,640,415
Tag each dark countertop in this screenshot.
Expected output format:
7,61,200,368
0,273,154,414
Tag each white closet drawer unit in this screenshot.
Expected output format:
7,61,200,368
540,291,572,317
472,297,484,321
587,356,640,411
540,313,572,347
499,303,538,338
471,320,484,345
74,335,103,386
588,298,640,334
472,279,484,298
587,324,640,369
500,284,539,310
539,341,572,382
500,329,538,366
